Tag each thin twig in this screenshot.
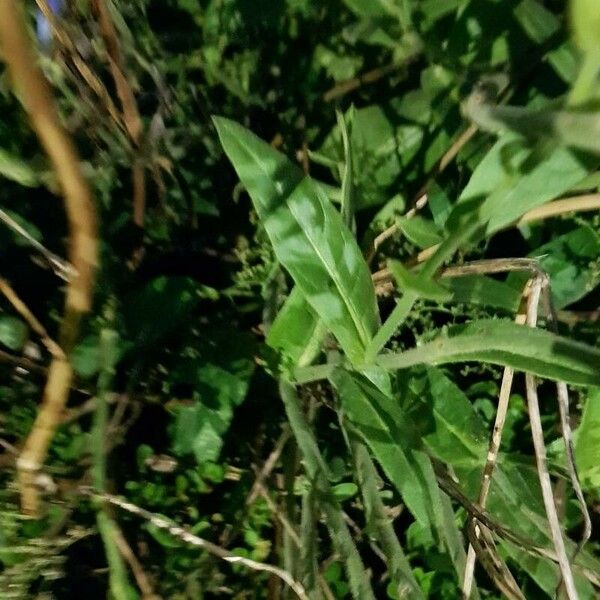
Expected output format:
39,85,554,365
84,490,309,600
323,62,403,103
540,289,592,563
0,208,73,281
91,0,146,237
34,0,125,131
368,123,478,264
433,459,600,589
516,193,600,225
0,0,98,516
111,524,159,599
247,428,291,506
462,298,528,597
403,193,600,269
255,478,302,549
0,278,64,359
524,275,578,600
0,348,48,376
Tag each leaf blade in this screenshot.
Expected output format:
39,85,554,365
376,319,600,385
214,117,380,364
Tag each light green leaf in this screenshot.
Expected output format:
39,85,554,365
267,286,327,367
214,117,380,364
331,482,359,502
456,132,594,234
0,315,28,351
570,0,600,54
396,215,443,249
376,319,600,386
0,149,39,188
72,335,100,379
575,387,600,489
389,260,452,301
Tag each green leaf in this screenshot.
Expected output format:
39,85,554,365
170,362,253,464
331,482,359,502
0,149,39,187
0,315,28,351
267,286,327,367
319,105,423,208
444,275,522,312
330,368,441,530
376,319,600,386
456,132,594,234
508,225,600,308
570,0,600,54
412,367,599,597
331,369,471,588
389,260,452,301
72,335,100,379
214,116,380,364
575,387,600,489
396,215,443,249
464,100,600,158
125,277,199,347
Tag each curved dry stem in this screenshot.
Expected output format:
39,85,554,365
0,0,98,515
88,490,309,600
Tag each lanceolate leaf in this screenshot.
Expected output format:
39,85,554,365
455,132,593,234
330,369,471,589
330,368,445,530
214,117,380,364
376,319,600,386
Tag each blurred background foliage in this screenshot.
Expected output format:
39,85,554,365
0,0,599,598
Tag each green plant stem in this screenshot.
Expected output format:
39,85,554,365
299,486,323,600
279,380,376,600
92,322,135,600
366,218,482,359
345,425,423,599
282,437,300,597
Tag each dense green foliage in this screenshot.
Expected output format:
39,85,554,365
1,0,600,598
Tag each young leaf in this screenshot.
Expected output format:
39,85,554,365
267,286,327,367
376,319,600,386
214,117,380,364
0,149,39,188
389,260,452,302
396,215,443,249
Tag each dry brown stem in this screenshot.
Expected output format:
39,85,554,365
0,0,98,515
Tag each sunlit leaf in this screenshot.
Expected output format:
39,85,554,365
214,117,380,364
